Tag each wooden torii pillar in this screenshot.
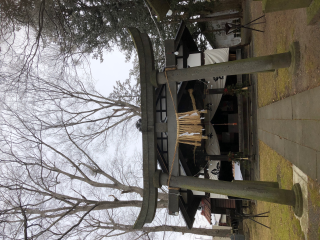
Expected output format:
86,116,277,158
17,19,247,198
128,27,303,230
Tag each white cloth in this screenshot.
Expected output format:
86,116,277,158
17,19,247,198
204,48,229,115
192,159,228,199
204,48,229,65
186,48,230,199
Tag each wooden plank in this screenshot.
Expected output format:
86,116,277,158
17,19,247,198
155,84,165,104
185,196,202,228
174,21,199,52
174,21,186,50
155,123,167,132
165,40,176,68
236,49,244,152
179,196,199,229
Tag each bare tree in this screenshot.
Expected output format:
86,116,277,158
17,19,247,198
0,103,159,239
67,211,231,239
0,8,227,236
0,101,231,239
0,62,141,148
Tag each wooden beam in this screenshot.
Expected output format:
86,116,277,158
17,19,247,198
165,40,176,68
167,81,180,215
156,123,167,132
178,196,200,229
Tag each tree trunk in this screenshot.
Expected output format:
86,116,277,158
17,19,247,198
24,200,168,217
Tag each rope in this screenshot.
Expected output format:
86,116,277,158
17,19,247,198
164,67,178,113
157,147,180,191
164,68,207,190
164,67,180,190
188,89,197,110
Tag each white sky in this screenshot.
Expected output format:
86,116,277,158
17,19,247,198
89,50,243,239
89,50,143,157
89,51,207,240
0,23,241,240
90,50,133,96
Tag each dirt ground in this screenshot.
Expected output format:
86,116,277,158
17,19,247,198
248,0,320,107
243,1,320,239
244,142,320,240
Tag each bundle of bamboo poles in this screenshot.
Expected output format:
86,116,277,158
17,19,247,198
177,110,208,146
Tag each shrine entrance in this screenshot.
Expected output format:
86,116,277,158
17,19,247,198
128,27,303,230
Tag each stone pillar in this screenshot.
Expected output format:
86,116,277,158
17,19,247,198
232,180,279,189
307,0,320,25
156,42,300,84
154,171,303,217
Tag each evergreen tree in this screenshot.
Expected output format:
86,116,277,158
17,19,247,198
0,0,178,68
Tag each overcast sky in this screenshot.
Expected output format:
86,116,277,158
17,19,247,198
89,50,143,158
0,21,239,239
90,50,133,96
88,49,242,239
88,50,218,239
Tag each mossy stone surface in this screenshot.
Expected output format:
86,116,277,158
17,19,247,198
307,0,320,25
245,142,305,239
262,0,312,13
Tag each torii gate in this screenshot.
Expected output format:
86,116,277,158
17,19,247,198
128,27,303,229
